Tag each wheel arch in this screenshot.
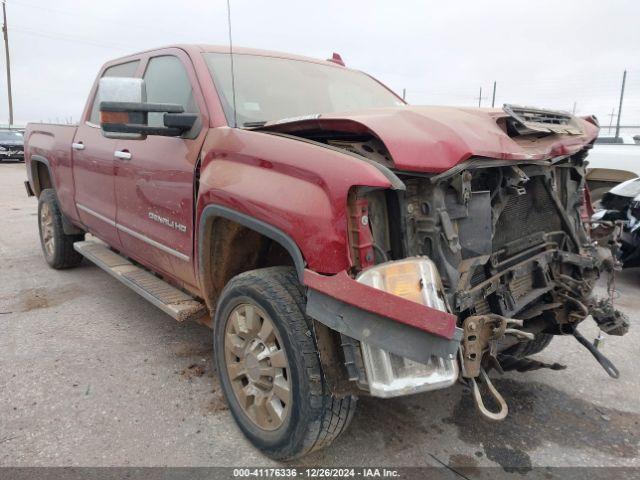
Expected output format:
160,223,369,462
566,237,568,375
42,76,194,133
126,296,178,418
30,155,83,236
198,204,306,312
30,154,54,197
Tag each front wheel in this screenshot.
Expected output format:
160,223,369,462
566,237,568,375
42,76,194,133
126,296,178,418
213,267,357,460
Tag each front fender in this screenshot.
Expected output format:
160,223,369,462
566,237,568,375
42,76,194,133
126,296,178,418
196,127,400,274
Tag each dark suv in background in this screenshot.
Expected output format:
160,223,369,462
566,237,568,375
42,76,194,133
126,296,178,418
0,129,25,162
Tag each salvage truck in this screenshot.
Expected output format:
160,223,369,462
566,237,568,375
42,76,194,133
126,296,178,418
24,45,629,460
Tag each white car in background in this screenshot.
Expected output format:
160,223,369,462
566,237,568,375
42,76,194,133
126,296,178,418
587,135,640,200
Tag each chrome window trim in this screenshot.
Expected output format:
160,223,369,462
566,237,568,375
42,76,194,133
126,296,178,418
75,202,190,262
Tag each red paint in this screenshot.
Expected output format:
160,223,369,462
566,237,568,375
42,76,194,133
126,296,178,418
304,270,458,339
195,127,391,275
72,123,124,249
24,44,599,337
113,48,209,289
581,183,595,223
24,124,79,225
326,52,345,66
261,107,600,173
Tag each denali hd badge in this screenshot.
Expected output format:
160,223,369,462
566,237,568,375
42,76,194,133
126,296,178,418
148,212,187,233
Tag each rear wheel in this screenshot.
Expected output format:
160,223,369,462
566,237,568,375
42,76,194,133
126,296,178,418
213,267,357,460
38,189,84,269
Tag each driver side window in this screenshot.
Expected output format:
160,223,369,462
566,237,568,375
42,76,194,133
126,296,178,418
89,60,140,124
143,55,199,127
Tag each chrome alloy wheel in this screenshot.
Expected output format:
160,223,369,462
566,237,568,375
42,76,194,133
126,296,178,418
224,303,292,431
40,202,55,258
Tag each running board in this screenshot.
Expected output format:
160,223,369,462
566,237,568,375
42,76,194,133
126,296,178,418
74,240,207,322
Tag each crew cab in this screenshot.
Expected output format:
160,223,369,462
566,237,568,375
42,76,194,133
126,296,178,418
24,45,628,460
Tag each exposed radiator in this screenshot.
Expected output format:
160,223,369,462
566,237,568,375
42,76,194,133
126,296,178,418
492,177,562,251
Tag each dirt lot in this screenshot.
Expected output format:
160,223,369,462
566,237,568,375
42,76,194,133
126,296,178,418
1,161,639,472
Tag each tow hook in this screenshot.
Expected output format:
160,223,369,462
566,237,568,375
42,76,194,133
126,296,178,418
469,367,508,421
573,329,620,379
460,314,531,421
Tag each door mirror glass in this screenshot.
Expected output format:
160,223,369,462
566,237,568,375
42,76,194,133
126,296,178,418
98,77,197,139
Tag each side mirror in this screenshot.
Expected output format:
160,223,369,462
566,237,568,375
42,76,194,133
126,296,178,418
98,77,198,138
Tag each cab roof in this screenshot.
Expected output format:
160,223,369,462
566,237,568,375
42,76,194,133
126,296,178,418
109,44,345,69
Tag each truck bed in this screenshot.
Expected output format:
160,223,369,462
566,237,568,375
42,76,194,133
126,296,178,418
25,123,78,221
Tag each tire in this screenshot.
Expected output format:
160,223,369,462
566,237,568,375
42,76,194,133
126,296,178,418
38,189,84,269
502,333,554,358
213,266,357,460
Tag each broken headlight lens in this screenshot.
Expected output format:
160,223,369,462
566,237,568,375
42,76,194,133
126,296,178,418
356,257,458,397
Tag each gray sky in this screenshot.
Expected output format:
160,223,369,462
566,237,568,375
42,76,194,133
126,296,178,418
1,0,639,131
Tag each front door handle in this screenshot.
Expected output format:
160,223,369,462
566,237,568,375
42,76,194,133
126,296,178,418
72,142,85,151
114,150,132,161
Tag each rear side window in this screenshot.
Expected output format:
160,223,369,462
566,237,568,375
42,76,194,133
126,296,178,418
143,55,198,127
89,60,140,124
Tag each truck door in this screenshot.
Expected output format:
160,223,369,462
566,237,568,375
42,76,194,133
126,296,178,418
113,51,207,290
72,60,140,248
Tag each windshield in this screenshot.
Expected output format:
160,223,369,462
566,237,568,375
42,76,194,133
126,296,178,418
203,53,404,127
0,131,23,141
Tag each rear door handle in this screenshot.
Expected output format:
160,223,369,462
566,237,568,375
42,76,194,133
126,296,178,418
72,142,85,151
114,150,132,160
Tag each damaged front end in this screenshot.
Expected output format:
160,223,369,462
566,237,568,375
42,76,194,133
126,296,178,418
299,106,629,420
355,153,629,418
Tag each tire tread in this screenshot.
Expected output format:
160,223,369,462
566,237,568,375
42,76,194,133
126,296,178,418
216,267,357,460
38,189,83,269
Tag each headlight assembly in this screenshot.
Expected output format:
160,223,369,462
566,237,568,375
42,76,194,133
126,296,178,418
355,257,458,397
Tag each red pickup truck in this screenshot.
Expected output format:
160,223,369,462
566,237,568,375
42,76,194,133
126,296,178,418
24,44,627,460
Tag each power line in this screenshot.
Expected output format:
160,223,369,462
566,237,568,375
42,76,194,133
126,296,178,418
8,0,183,39
9,26,129,50
5,0,218,55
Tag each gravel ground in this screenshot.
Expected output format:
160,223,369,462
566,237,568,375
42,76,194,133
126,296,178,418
1,162,638,473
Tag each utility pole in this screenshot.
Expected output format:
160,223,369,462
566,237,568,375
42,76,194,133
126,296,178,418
607,108,616,135
2,0,13,127
477,86,483,107
491,81,497,108
572,102,577,115
402,88,406,101
614,70,627,140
